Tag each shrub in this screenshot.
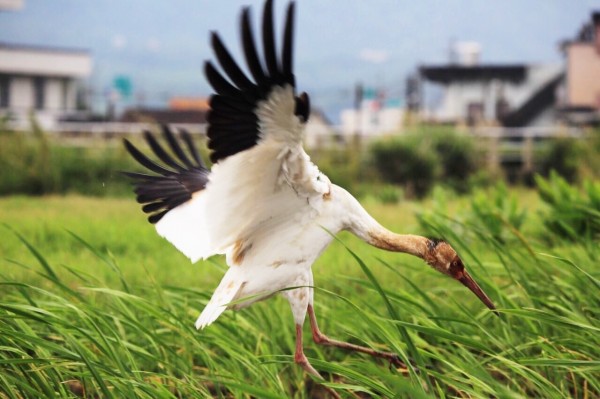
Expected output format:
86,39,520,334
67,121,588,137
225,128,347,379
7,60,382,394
535,171,600,242
369,130,478,198
537,137,584,183
428,131,478,193
579,128,600,180
369,135,439,198
49,144,135,196
0,129,53,195
375,184,403,204
0,129,140,196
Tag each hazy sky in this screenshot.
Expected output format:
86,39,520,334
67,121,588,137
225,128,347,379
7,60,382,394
1,0,599,118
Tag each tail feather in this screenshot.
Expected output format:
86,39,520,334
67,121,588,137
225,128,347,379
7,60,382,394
195,272,244,329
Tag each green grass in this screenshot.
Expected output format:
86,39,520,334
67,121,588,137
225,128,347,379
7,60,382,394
1,193,599,398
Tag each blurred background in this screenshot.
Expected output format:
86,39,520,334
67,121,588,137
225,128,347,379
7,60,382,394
0,0,599,197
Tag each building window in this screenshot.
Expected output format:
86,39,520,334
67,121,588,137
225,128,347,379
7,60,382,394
62,79,69,110
34,77,45,110
467,102,484,126
0,75,9,108
495,98,510,120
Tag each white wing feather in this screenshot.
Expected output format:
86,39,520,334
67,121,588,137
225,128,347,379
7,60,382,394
156,86,328,264
150,87,331,328
154,192,213,263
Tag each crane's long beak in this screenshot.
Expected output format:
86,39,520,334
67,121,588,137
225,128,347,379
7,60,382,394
458,271,498,315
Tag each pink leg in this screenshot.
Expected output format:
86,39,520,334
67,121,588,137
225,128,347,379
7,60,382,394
294,324,342,399
308,305,406,369
294,324,322,377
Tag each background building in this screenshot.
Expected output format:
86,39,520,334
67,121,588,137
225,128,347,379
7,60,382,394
419,42,564,128
560,11,600,125
0,43,92,129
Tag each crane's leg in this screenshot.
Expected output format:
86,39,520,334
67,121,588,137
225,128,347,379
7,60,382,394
294,323,342,399
307,304,407,369
283,273,341,399
294,323,321,378
306,271,405,368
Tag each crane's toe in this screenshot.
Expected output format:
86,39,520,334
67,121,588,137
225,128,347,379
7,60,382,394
388,354,409,371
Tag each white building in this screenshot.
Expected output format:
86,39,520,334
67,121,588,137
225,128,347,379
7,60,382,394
0,43,92,129
340,99,404,137
420,42,564,127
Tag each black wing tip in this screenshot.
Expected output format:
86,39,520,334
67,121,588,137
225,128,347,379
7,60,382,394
285,2,296,27
210,30,221,46
281,0,295,85
206,0,303,163
148,210,168,224
123,137,136,153
122,128,211,225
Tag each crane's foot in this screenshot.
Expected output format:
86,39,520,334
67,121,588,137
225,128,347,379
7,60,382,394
388,353,409,371
295,324,342,399
295,353,342,399
309,305,411,370
313,329,409,370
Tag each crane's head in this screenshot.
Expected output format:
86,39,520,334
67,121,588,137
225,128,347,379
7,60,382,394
425,239,497,313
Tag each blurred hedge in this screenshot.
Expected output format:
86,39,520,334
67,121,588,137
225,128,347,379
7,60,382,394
369,129,478,198
0,130,136,196
1,126,598,199
537,130,600,183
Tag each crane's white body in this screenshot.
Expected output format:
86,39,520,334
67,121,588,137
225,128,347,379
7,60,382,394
153,86,374,329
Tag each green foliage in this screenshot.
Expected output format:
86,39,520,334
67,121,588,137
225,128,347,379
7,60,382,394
369,135,438,198
467,182,528,243
0,129,211,197
535,171,600,242
0,130,132,196
416,184,528,246
580,128,600,179
374,184,403,204
369,130,478,198
428,130,478,193
537,137,585,182
1,195,599,398
48,144,135,196
534,129,600,184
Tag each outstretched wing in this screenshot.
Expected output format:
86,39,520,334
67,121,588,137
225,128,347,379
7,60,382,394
123,127,213,262
206,0,309,164
123,126,209,224
201,0,331,255
123,0,330,264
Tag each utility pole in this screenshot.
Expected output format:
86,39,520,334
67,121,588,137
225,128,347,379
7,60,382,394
354,82,363,143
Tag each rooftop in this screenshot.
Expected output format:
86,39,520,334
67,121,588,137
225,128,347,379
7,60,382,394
0,42,92,77
420,64,527,84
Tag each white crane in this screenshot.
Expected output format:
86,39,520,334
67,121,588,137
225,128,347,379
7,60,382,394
123,0,496,392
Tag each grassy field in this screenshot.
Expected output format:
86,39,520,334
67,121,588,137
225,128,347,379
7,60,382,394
0,191,599,398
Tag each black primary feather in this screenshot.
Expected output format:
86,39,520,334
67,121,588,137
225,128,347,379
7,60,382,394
122,126,210,224
241,7,268,91
281,2,295,85
180,129,205,168
206,0,310,164
261,0,279,80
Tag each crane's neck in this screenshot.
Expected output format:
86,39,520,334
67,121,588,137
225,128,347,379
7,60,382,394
352,215,431,259
364,228,431,258
332,186,499,313
337,186,431,260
